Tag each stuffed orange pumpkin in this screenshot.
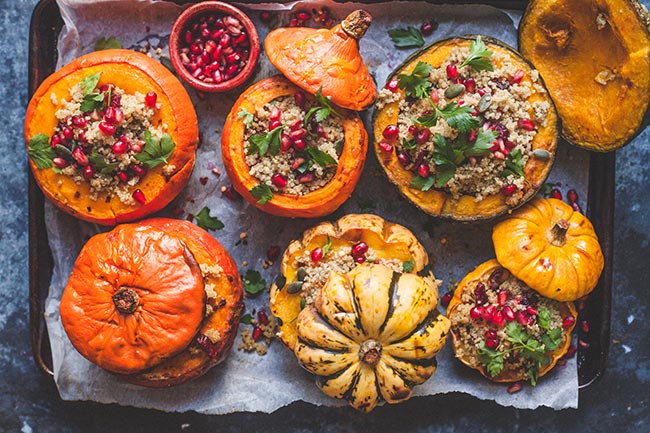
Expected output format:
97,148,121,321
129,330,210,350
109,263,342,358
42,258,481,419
492,197,604,302
60,218,243,387
264,10,377,111
24,49,199,225
221,76,367,218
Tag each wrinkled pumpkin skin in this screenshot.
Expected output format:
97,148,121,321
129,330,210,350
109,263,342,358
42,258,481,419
373,36,558,221
125,218,243,388
222,76,368,218
447,259,576,382
519,0,650,151
24,49,199,225
295,264,450,412
270,214,429,350
492,198,604,302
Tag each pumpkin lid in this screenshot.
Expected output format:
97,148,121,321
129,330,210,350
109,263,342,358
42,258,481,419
60,225,207,374
264,10,377,111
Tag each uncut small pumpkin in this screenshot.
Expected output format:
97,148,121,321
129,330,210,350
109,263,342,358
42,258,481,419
294,264,450,412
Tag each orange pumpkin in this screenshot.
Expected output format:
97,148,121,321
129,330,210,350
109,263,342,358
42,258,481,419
492,197,604,301
24,49,198,225
264,10,377,111
221,76,367,218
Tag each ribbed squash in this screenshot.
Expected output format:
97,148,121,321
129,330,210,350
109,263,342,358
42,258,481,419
492,197,604,302
519,0,650,151
373,36,558,221
264,10,377,111
295,264,450,412
447,259,576,383
24,49,198,225
221,76,367,218
270,214,429,350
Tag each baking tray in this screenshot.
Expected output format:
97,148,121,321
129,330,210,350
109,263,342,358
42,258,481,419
28,0,615,390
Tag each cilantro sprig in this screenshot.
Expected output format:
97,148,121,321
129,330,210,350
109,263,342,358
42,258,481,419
247,126,283,157
194,206,224,231
135,132,176,168
250,183,273,205
402,260,415,273
27,134,55,169
238,107,254,127
304,87,341,126
388,26,424,48
79,72,107,113
414,101,479,133
94,36,122,51
501,148,525,179
397,61,433,99
88,150,119,175
243,270,266,295
306,147,337,169
460,36,494,71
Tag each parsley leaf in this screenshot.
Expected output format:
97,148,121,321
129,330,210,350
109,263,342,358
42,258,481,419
194,206,224,231
80,72,101,96
388,26,424,48
94,36,122,51
304,87,340,126
306,147,337,168
238,107,254,127
401,137,418,150
460,36,494,71
135,132,176,168
248,126,283,157
541,327,563,352
409,175,435,191
250,183,273,205
321,235,333,256
240,314,253,324
28,134,55,169
397,61,433,99
79,92,105,113
88,150,119,175
402,259,415,273
477,341,505,377
414,102,479,134
538,306,552,331
243,270,266,295
501,148,525,179
464,128,498,157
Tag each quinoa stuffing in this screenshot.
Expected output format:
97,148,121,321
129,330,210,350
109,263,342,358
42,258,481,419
243,89,345,200
376,36,552,205
448,267,573,385
239,310,278,355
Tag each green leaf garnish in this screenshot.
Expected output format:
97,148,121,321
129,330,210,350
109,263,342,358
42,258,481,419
388,26,424,48
135,132,176,169
477,341,505,378
460,36,494,71
28,134,55,169
88,150,119,175
94,36,122,51
238,107,254,127
243,270,266,295
306,147,337,168
321,235,333,256
408,175,435,191
466,128,498,156
414,101,479,134
299,299,307,309
248,126,283,157
250,183,273,205
397,61,433,99
297,159,315,174
538,306,552,331
501,148,525,179
80,72,102,96
79,92,105,113
194,206,224,231
240,314,253,324
401,137,418,150
304,87,341,126
402,259,415,273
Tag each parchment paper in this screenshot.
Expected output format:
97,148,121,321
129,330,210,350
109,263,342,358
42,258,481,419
44,0,590,413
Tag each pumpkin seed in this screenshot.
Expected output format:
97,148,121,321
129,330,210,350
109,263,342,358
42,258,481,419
297,267,307,282
54,145,72,158
286,281,304,294
273,274,286,290
477,94,492,112
533,149,551,160
444,83,466,99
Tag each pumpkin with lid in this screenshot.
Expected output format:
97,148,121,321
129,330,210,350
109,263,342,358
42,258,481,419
295,263,450,412
373,36,558,221
24,49,199,225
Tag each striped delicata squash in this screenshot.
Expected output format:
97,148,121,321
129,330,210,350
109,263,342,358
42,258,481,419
294,263,450,412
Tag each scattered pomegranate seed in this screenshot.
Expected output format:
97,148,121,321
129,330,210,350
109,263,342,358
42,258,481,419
145,91,157,108
222,185,240,200
293,139,306,151
298,172,314,183
468,129,478,142
510,69,525,84
112,140,128,155
269,120,282,130
290,128,306,140
385,78,399,93
62,127,74,141
550,188,563,200
572,202,582,213
485,339,498,349
196,334,218,358
271,173,288,189
483,305,496,321
464,77,476,93
470,307,481,320
420,21,435,36
417,164,430,178
440,292,453,306
474,283,488,305
567,189,578,204
71,116,87,128
526,306,538,316
581,320,590,333
354,255,366,264
270,106,282,122
266,245,281,262
495,290,508,306
397,152,410,166
291,158,305,170
116,171,129,182
578,340,590,348
132,189,145,205
503,306,515,321
294,91,305,108
518,119,535,131
351,242,369,257
502,184,517,196
378,141,393,153
311,248,323,262
565,344,577,358
492,310,505,326
485,330,497,340
383,124,399,140
515,311,529,326
296,11,311,20
72,147,89,166
252,326,263,341
260,11,272,23
50,135,62,147
507,383,523,394
257,310,270,326
280,134,293,151
98,121,116,135
446,64,458,80
53,157,68,168
562,315,575,329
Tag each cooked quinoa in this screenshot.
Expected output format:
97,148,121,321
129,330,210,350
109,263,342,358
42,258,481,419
243,94,344,196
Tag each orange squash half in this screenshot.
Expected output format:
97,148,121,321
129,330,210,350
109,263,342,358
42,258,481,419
24,49,199,225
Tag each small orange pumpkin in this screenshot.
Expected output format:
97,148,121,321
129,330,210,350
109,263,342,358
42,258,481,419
492,197,604,301
221,76,367,218
24,49,198,225
264,10,377,111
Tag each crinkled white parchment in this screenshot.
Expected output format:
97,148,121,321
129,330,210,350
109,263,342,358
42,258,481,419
44,0,589,414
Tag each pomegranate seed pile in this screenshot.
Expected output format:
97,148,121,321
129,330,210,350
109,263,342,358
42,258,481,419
179,13,251,84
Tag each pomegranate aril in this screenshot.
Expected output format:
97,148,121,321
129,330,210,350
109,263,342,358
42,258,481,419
290,119,302,131
311,248,323,262
562,315,575,329
383,124,399,140
378,141,393,153
222,185,240,201
112,140,128,155
485,339,498,349
567,189,578,204
269,120,282,130
51,135,62,147
226,64,239,77
485,330,497,340
408,125,418,136
293,139,306,151
291,158,305,170
474,283,488,304
497,290,508,306
515,311,529,326
511,69,525,84
62,127,74,141
468,129,478,142
526,306,537,316
550,188,563,200
483,305,496,321
503,306,515,321
295,91,306,108
464,77,476,93
492,310,505,327
219,33,231,47
416,128,431,144
518,119,535,131
72,147,89,166
132,189,145,204
572,202,582,213
351,242,369,257
298,172,314,183
53,157,68,168
290,128,306,140
281,134,293,151
420,21,435,36
397,152,410,166
470,307,481,320
131,164,146,177
385,78,399,93
507,383,523,394
196,334,218,358
257,310,270,326
271,173,288,189
581,320,589,333
502,184,517,196
98,122,115,136
71,116,87,128
252,326,263,341
565,344,577,358
578,340,590,348
446,64,458,80
417,164,430,178
441,292,452,306
117,171,128,182
296,11,310,20
270,106,282,122
354,255,366,264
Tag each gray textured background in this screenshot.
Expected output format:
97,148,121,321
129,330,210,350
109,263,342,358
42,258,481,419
1,0,648,431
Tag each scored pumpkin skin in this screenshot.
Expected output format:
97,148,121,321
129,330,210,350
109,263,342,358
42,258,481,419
24,49,198,225
269,214,429,350
373,37,559,221
221,76,368,218
492,197,604,302
295,264,450,412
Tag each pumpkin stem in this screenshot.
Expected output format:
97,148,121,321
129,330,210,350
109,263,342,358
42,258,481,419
548,219,569,247
112,287,140,314
359,339,382,366
341,10,372,40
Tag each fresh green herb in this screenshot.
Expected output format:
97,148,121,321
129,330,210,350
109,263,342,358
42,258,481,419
247,126,283,157
388,26,425,48
194,206,224,231
401,137,417,150
321,235,333,256
306,147,337,168
408,175,436,191
431,134,463,187
250,183,273,205
505,322,550,385
501,148,525,179
465,128,498,156
299,299,307,309
240,314,253,324
243,270,266,295
460,36,494,71
538,306,552,330
397,61,433,99
80,72,102,96
304,87,340,126
135,132,176,168
414,101,479,134
27,134,55,169
79,92,105,113
297,159,315,174
88,150,119,174
238,107,254,127
94,36,122,51
540,182,555,196
541,327,563,352
402,259,415,273
477,341,505,378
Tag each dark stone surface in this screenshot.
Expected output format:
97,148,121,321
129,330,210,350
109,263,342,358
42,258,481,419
1,1,648,432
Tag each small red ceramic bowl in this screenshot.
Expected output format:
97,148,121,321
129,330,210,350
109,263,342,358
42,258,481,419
169,1,260,93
